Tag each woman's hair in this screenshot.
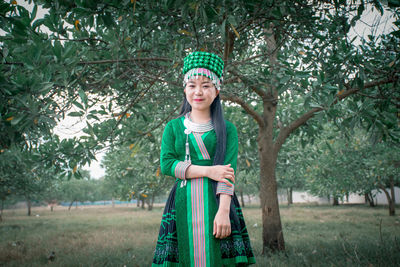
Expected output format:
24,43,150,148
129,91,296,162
178,94,226,165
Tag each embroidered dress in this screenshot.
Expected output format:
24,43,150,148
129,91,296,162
152,114,256,267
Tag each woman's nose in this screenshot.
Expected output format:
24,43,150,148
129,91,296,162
194,87,203,94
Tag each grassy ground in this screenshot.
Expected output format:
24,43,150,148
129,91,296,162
0,204,399,267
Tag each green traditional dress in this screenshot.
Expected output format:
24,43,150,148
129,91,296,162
152,113,256,267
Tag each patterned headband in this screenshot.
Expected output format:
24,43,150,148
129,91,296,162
182,51,224,90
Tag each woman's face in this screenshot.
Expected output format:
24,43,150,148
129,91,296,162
184,75,218,112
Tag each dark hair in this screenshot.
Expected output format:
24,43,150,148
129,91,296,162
178,94,226,165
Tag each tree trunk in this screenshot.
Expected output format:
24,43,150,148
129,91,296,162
0,199,4,222
137,196,140,207
390,175,396,207
287,187,293,205
258,127,285,253
379,182,395,216
332,196,339,206
50,205,54,212
239,190,245,208
141,198,145,209
247,194,251,204
26,198,31,216
112,197,115,208
68,199,76,211
147,195,155,211
388,199,395,216
365,193,376,207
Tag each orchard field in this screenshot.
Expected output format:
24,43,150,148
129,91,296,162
1,204,400,267
1,0,399,261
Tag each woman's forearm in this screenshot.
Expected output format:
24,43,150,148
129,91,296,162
185,165,210,178
218,194,231,213
185,164,235,187
186,165,232,211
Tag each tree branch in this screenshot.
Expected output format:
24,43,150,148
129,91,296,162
56,37,109,45
337,77,398,101
1,57,172,66
220,93,264,127
274,107,323,155
378,182,392,202
77,57,172,65
229,53,269,67
142,105,181,136
228,69,268,99
274,76,398,155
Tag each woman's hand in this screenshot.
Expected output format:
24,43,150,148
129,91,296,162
213,209,231,239
206,164,235,186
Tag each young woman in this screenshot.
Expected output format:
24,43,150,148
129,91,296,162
152,51,255,266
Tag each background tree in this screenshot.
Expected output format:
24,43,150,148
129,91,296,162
225,105,260,207
102,125,174,210
0,145,61,216
59,170,99,210
276,134,309,204
302,123,400,214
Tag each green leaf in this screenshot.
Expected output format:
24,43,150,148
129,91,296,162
221,19,226,40
88,15,94,28
87,114,100,121
10,115,25,126
310,103,322,108
295,71,310,79
68,112,84,117
31,5,37,21
304,95,311,109
53,40,62,60
279,75,290,84
102,12,114,28
227,15,237,27
78,89,88,108
97,110,108,115
38,82,54,94
86,122,95,137
73,101,84,110
323,84,338,91
372,0,384,15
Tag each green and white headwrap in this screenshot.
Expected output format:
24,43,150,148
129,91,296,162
183,51,224,90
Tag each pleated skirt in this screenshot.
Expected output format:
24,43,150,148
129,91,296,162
152,178,256,267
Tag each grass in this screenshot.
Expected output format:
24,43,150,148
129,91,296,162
1,204,400,266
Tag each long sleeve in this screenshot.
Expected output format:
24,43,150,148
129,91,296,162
160,121,191,179
216,121,238,196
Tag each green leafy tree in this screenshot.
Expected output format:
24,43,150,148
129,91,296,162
225,105,260,206
59,170,98,210
102,126,173,210
303,124,400,214
276,135,308,204
0,145,61,216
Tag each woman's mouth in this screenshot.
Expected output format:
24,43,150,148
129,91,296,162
194,99,204,102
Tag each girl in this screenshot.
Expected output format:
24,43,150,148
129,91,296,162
152,51,255,266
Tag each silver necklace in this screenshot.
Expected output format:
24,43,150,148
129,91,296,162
181,113,214,187
183,113,214,133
